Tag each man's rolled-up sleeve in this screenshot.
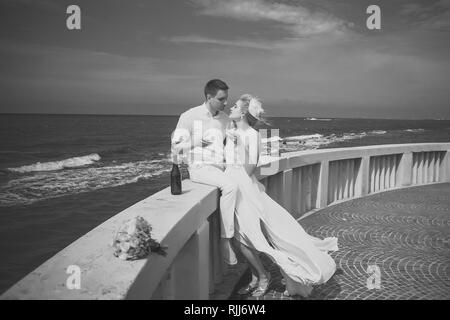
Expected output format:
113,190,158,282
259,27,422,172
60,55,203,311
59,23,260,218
171,112,192,157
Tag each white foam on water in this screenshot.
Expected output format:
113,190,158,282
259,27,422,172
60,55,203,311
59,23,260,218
369,130,387,135
7,154,101,173
405,129,425,133
284,134,324,141
261,136,283,144
305,117,332,121
277,130,388,152
0,159,171,207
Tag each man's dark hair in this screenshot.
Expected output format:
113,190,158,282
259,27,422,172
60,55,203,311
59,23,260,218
204,79,229,99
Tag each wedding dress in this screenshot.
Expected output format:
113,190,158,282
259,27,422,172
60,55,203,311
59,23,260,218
224,126,338,297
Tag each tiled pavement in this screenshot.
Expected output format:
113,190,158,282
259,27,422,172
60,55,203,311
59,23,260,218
229,183,450,300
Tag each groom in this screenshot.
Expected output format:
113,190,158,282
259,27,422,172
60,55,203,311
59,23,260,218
171,79,238,265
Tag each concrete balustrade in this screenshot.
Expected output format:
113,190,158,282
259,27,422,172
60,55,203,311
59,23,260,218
412,151,446,185
368,154,401,193
1,143,449,300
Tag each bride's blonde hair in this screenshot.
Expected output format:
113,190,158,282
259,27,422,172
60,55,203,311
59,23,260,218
238,94,268,128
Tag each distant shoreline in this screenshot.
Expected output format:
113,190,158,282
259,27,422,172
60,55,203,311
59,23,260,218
0,113,448,121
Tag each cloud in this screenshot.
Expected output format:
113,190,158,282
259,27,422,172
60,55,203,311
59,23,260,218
189,0,352,37
0,40,205,108
166,35,275,49
0,0,61,11
400,0,450,31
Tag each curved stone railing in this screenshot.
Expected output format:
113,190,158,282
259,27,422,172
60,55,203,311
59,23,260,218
255,143,450,220
1,143,449,300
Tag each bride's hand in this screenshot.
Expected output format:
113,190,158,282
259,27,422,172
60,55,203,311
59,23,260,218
226,129,238,143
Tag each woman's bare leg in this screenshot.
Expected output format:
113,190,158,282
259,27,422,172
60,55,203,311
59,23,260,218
232,238,270,296
231,238,258,292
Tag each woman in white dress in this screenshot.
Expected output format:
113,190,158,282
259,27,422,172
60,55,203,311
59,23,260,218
224,94,339,298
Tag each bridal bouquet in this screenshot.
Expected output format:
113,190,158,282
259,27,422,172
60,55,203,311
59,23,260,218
112,216,167,260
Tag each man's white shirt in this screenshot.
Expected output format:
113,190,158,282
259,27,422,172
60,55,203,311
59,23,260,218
172,103,231,169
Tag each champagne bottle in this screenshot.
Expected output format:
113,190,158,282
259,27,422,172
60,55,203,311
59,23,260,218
170,155,182,195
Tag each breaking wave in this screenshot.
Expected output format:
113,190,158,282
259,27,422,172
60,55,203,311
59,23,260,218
0,158,171,207
7,154,101,173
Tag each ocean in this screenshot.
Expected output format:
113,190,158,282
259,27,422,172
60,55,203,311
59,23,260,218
0,113,449,293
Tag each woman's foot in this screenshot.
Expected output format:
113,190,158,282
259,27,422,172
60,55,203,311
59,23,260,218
251,273,271,297
283,285,313,298
237,275,259,295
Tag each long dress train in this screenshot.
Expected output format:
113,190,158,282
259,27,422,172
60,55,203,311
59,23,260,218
224,128,338,297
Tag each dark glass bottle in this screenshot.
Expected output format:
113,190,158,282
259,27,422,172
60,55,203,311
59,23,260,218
170,157,182,195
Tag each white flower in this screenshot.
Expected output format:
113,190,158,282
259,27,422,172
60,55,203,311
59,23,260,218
248,98,264,120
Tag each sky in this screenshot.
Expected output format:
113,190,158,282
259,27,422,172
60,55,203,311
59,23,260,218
0,0,449,119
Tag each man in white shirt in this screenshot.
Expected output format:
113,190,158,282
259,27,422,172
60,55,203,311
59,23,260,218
171,79,237,265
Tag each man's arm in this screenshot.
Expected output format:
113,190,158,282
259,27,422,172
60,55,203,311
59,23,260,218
171,112,212,155
171,112,192,155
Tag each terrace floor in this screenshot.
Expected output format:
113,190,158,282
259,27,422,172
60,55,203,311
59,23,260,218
229,183,450,300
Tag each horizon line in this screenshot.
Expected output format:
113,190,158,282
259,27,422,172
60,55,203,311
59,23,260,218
0,112,448,121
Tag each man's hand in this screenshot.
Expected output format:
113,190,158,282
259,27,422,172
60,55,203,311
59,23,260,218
201,138,213,148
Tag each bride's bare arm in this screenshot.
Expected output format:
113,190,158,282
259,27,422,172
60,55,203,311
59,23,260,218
243,131,261,176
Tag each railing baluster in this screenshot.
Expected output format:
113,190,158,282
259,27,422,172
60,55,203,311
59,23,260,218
415,153,420,184
422,152,427,184
305,165,312,211
385,156,390,189
336,160,343,200
386,156,391,189
283,169,293,213
412,153,417,185
425,152,429,183
275,172,284,204
375,156,380,191
428,152,436,182
300,167,306,214
379,156,383,191
343,160,349,198
369,157,374,193
430,152,434,183
376,156,380,191
327,161,333,204
381,156,386,190
436,152,441,181
333,161,338,200
291,167,302,218
357,156,370,196
349,159,355,197
316,161,328,208
333,161,338,202
390,155,395,188
419,152,424,184
387,154,395,189
345,160,349,198
416,153,420,184
341,160,346,199
435,152,440,182
394,154,398,186
430,152,434,182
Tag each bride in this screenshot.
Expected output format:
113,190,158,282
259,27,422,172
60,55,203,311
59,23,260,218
224,94,339,298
